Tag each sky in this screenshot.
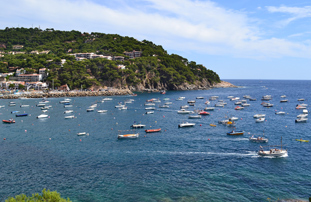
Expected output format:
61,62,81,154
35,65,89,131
1,0,311,80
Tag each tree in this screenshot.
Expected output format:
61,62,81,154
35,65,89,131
5,188,71,202
8,84,15,89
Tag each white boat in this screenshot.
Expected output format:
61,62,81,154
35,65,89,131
87,108,94,112
90,104,97,108
165,102,173,105
163,98,170,101
229,117,238,121
180,105,189,109
196,97,204,99
177,109,192,114
298,98,305,101
296,105,307,109
159,105,169,108
97,110,108,113
37,114,48,119
299,104,308,107
297,114,308,118
41,106,50,110
280,95,286,98
102,98,113,101
254,114,266,118
303,109,308,114
218,120,230,124
241,100,247,103
77,132,88,136
176,97,184,101
249,134,268,143
59,100,70,104
215,103,224,107
178,122,195,128
0,105,5,108
146,111,154,114
64,110,73,114
295,118,308,123
39,101,49,104
204,107,215,111
120,106,127,110
275,111,285,115
256,117,265,123
118,133,139,139
187,100,196,104
115,104,125,108
261,95,272,100
262,103,274,107
188,115,201,119
280,99,288,103
64,105,73,108
36,103,45,107
20,105,29,108
41,110,48,113
205,101,210,105
145,107,155,110
230,97,240,101
258,137,287,157
234,101,242,105
241,103,250,107
227,96,234,99
131,124,146,128
65,115,75,119
144,103,155,106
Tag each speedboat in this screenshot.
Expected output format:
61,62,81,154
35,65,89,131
187,100,196,104
280,95,286,98
256,117,265,123
204,107,215,111
249,135,268,143
249,98,257,101
262,103,274,107
102,98,113,101
295,118,308,123
159,105,169,108
258,137,287,157
64,110,74,114
178,122,195,128
145,107,155,110
297,114,308,118
188,115,201,119
215,103,224,107
176,97,185,101
280,99,288,103
37,114,48,119
229,117,238,121
65,115,75,119
298,98,305,101
144,103,155,106
180,105,189,109
198,111,210,115
235,106,244,110
64,105,73,108
3,119,15,124
254,114,265,118
11,111,19,114
77,132,88,136
275,111,285,115
145,128,161,133
296,105,306,109
131,124,146,128
36,103,46,107
234,101,242,105
118,133,139,139
20,105,29,108
165,102,172,105
119,106,127,110
196,97,204,99
261,95,272,101
87,108,94,112
146,111,154,114
241,103,250,107
15,113,28,117
227,130,244,135
97,110,108,113
303,109,308,114
177,109,192,114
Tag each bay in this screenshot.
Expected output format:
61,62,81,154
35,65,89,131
0,79,310,202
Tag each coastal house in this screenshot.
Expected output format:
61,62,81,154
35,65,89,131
117,65,126,70
124,50,142,59
113,56,124,61
26,81,48,90
39,68,49,79
1,81,25,89
12,45,24,49
17,74,42,82
30,50,39,54
16,68,26,76
59,84,70,91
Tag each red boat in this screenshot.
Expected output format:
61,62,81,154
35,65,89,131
198,111,210,115
145,128,161,133
160,90,166,94
3,119,15,124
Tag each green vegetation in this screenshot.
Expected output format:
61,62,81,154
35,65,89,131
0,27,220,90
5,189,71,202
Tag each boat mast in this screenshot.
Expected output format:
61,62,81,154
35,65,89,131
281,136,283,151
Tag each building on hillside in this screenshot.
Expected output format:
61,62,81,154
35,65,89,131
117,65,126,70
12,45,24,49
124,50,142,59
30,50,39,54
55,59,66,67
1,81,25,89
59,84,70,91
39,68,48,79
8,67,19,72
16,68,26,76
0,43,6,49
113,56,124,62
27,82,48,90
18,74,42,82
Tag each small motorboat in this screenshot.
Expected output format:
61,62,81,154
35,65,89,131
65,115,75,119
241,103,250,107
295,118,308,123
64,110,74,114
295,139,309,142
177,109,192,114
234,101,242,105
298,98,305,101
280,99,288,103
218,120,230,125
131,124,146,128
118,133,139,139
178,122,195,128
229,117,238,121
11,111,20,114
227,130,244,135
210,124,216,127
280,95,286,98
159,105,170,108
303,109,308,114
37,114,48,119
64,105,73,108
254,114,265,118
235,106,244,110
87,108,94,112
196,97,204,99
249,135,268,143
145,107,155,110
249,98,257,101
145,128,161,133
262,103,274,107
41,110,48,113
145,111,154,114
77,132,89,136
297,114,308,118
204,107,215,111
119,106,127,110
296,105,306,109
256,117,265,123
180,105,189,109
3,119,15,124
188,115,201,119
97,110,108,113
20,105,29,108
198,111,210,115
102,98,113,101
144,103,155,106
15,113,28,117
275,111,285,115
187,100,196,104
36,103,46,107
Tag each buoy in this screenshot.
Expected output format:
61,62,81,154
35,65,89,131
163,116,165,118
80,139,82,141
49,138,51,140
111,128,113,130
48,116,50,118
116,122,118,124
200,124,202,126
144,135,146,137
3,138,6,140
21,120,23,122
241,118,242,120
165,129,166,131
25,130,27,132
78,124,80,126
155,121,157,123
285,126,287,127
208,139,210,141
69,129,70,131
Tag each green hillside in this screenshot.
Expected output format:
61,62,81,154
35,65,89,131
0,27,220,90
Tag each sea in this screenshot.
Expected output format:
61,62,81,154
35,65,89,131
0,79,310,202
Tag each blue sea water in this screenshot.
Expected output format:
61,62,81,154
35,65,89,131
0,80,310,202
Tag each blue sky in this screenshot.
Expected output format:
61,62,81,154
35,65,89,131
1,0,311,80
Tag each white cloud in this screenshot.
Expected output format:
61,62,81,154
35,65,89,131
266,5,311,25
0,0,311,59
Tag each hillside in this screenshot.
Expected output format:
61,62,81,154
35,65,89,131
0,27,221,91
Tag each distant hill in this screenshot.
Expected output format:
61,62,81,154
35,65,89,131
0,27,220,90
